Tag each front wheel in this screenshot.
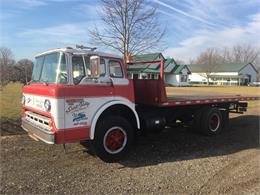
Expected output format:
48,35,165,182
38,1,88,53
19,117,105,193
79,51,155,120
93,116,134,162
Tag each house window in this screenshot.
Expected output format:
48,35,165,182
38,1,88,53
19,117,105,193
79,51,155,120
133,74,139,79
180,75,188,82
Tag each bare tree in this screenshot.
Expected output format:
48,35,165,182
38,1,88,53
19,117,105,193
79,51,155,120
89,0,165,60
15,59,34,84
222,45,260,81
0,47,14,66
195,48,224,85
0,47,15,85
223,45,260,64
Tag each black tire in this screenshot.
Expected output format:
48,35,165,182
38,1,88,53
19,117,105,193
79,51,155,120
200,107,223,136
93,116,134,162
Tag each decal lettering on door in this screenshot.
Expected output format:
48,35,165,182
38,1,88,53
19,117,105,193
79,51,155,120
65,99,89,127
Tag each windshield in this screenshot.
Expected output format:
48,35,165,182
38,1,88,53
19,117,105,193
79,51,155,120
31,52,67,84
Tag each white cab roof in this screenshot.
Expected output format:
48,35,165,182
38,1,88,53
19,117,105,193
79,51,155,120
35,47,122,59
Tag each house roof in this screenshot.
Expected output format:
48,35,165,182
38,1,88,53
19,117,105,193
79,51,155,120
172,65,191,74
126,53,163,72
128,53,175,73
187,62,257,73
127,53,191,75
132,53,165,62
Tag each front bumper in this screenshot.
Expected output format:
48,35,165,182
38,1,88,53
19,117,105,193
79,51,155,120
21,118,55,144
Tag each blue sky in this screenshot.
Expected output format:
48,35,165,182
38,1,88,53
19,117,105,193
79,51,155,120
1,0,260,62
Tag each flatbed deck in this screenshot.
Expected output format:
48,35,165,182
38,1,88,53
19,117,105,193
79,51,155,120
161,87,260,107
133,79,260,107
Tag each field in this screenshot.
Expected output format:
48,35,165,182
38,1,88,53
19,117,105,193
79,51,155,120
1,83,260,194
0,82,24,136
0,82,23,120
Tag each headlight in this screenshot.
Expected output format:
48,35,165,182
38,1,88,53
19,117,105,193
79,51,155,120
44,99,51,112
21,95,25,105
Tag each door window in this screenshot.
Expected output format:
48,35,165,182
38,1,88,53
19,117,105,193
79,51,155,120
72,56,85,84
109,60,123,78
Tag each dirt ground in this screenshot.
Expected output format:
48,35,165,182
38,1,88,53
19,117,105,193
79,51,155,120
1,101,260,194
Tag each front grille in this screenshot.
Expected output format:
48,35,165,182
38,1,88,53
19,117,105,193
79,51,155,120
25,111,51,130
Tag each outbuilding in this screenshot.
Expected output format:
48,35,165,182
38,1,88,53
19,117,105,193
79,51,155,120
188,62,258,86
127,53,191,86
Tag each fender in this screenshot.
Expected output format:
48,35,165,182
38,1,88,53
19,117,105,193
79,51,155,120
90,100,140,139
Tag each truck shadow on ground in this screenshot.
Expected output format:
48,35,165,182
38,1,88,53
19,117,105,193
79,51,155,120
120,115,259,168
0,119,25,136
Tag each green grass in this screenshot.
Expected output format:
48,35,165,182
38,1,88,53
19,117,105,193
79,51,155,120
0,82,23,121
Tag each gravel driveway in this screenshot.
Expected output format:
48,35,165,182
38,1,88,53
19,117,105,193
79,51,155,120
1,107,259,194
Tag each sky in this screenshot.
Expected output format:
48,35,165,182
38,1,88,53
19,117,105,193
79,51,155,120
0,0,260,62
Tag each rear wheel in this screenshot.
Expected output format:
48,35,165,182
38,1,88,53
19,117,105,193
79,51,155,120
200,108,223,135
93,116,134,162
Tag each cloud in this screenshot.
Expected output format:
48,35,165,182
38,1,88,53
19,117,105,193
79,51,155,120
1,0,81,9
18,22,92,45
2,0,47,9
72,3,100,19
15,22,97,58
164,13,260,62
154,0,217,27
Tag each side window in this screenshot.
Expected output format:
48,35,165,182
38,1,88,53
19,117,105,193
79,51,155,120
84,56,90,75
100,59,106,76
72,55,85,84
109,60,123,78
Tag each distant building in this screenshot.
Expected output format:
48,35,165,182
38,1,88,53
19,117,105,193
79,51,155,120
187,63,258,86
127,53,191,86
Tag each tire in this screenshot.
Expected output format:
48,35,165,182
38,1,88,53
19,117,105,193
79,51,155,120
93,116,134,162
200,107,223,136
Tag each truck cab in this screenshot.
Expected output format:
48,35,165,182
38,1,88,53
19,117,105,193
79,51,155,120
22,47,140,161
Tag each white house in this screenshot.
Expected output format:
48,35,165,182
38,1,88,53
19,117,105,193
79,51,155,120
127,53,191,86
188,63,258,86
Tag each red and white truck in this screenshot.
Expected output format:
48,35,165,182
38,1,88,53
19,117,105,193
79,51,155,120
21,46,259,162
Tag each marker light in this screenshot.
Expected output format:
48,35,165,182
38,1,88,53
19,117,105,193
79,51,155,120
21,95,25,105
44,99,51,112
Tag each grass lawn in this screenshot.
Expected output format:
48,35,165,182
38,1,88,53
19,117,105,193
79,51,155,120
0,82,23,121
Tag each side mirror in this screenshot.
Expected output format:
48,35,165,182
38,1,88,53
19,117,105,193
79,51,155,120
90,56,100,77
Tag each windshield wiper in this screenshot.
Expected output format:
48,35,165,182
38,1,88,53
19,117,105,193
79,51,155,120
39,79,48,86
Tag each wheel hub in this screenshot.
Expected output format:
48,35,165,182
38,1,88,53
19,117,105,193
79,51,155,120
209,114,220,131
104,127,127,154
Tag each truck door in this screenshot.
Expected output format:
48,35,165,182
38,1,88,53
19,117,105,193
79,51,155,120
108,59,134,102
63,55,114,142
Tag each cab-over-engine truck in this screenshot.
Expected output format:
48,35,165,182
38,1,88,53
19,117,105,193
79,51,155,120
21,46,259,162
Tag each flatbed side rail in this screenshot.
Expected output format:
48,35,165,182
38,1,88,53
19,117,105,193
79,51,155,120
160,96,260,107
